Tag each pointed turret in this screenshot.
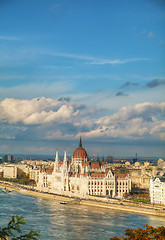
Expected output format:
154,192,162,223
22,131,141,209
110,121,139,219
79,137,82,148
62,150,67,172
53,150,59,172
55,150,59,162
63,150,67,163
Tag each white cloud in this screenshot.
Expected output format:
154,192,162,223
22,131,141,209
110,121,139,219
79,102,165,140
49,51,149,65
0,97,164,143
97,102,165,125
0,45,150,68
0,97,84,125
87,58,149,65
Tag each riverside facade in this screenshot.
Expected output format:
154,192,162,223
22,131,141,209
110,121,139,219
150,175,165,205
37,139,131,198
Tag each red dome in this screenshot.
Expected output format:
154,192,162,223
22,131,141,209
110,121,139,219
73,148,87,159
73,138,88,159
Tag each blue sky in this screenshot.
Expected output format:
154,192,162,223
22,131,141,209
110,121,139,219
0,0,165,158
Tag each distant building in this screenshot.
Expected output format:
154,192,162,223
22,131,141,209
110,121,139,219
134,162,140,167
150,175,165,205
37,138,131,198
3,164,17,178
29,168,40,183
157,158,165,169
2,154,14,163
129,167,151,189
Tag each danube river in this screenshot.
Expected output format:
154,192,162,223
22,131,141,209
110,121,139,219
0,189,165,240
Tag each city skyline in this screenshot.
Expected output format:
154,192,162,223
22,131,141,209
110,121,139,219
0,0,165,157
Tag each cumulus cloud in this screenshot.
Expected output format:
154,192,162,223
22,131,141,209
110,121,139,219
79,102,165,140
0,97,165,143
0,97,84,125
146,79,165,88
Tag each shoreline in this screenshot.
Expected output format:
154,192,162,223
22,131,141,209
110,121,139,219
1,181,165,217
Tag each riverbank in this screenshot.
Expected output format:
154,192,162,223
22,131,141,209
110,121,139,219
1,181,165,217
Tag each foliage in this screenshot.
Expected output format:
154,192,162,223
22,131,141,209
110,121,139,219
123,192,130,199
130,198,150,203
0,215,40,240
127,193,150,203
0,177,30,185
110,224,165,240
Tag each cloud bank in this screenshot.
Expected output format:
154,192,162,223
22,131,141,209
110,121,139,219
0,97,84,125
79,102,165,141
0,97,165,143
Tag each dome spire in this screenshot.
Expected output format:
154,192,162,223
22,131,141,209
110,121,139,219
79,137,82,148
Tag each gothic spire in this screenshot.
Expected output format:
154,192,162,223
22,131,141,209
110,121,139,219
62,150,67,172
79,137,82,148
55,150,59,163
53,150,59,172
63,150,67,163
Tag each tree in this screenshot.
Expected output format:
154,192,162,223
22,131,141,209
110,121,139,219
0,215,40,240
110,224,165,240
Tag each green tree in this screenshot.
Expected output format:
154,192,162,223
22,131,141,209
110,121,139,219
110,224,165,240
0,215,40,240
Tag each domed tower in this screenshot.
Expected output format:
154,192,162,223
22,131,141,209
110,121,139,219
73,137,87,160
71,138,88,173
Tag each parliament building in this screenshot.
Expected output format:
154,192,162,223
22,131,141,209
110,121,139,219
37,139,131,198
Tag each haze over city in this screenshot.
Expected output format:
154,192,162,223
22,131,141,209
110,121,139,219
0,0,164,157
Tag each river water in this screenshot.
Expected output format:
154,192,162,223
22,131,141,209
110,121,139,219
0,189,165,240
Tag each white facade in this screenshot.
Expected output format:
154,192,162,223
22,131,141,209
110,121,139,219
150,176,165,205
3,164,17,178
29,168,40,183
37,141,131,198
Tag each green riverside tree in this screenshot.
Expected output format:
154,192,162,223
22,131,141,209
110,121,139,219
0,215,40,240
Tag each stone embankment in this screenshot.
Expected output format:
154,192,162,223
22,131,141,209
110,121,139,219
0,181,165,217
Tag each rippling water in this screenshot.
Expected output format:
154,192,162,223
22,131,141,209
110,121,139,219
0,189,165,239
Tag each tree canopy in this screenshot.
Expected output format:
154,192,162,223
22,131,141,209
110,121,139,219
110,224,165,240
0,215,40,240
